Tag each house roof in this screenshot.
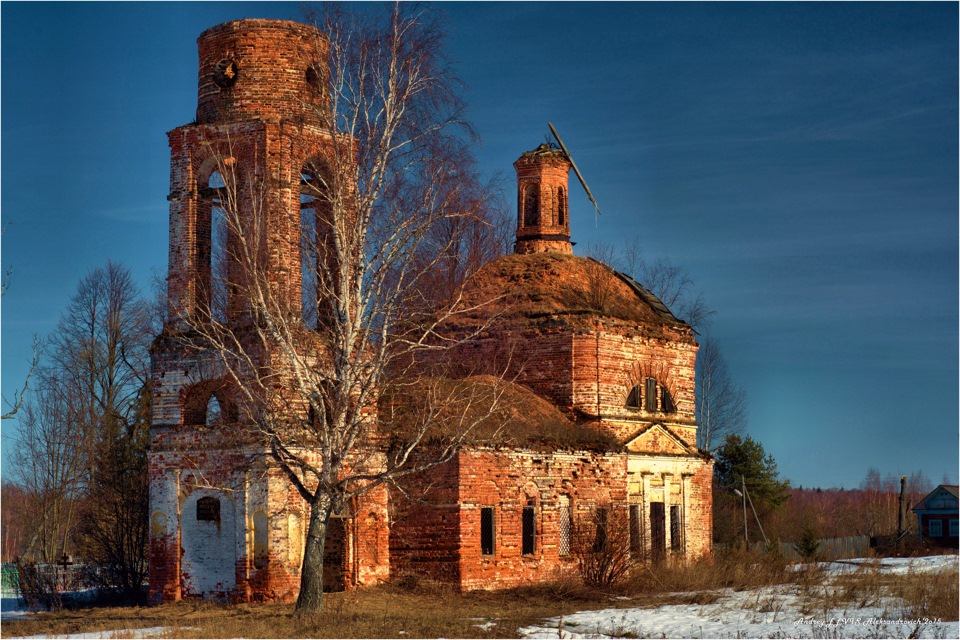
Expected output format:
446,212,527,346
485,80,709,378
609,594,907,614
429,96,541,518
912,484,959,513
443,252,691,334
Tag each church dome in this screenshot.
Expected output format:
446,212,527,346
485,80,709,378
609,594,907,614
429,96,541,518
446,251,691,335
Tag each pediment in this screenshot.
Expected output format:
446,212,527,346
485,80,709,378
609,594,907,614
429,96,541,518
625,423,692,455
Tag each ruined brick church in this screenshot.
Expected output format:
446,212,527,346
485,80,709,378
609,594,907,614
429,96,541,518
148,19,712,604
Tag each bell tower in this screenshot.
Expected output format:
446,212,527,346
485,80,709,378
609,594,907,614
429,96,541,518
513,143,573,254
149,19,390,606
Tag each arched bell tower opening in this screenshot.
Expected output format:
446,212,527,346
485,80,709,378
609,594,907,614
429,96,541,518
513,143,573,255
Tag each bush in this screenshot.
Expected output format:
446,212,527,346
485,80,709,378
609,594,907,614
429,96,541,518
571,505,634,588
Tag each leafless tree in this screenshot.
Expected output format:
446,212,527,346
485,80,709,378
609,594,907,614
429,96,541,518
618,238,714,331
13,383,88,562
182,4,507,613
587,238,713,331
694,337,747,452
12,261,151,589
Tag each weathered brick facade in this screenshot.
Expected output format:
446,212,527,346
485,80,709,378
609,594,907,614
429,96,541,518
149,19,712,604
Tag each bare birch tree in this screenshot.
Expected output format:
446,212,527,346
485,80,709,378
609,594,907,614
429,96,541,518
182,4,507,614
694,337,747,452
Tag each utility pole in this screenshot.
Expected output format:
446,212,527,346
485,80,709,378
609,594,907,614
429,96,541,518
742,475,749,547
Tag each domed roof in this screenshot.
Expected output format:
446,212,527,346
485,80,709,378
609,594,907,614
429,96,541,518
446,252,690,332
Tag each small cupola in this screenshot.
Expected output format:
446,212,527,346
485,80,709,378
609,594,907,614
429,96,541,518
513,143,573,255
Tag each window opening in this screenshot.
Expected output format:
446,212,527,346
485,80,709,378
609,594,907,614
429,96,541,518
626,383,641,409
670,505,682,552
198,170,229,323
301,168,320,327
522,500,536,555
205,395,223,427
949,520,958,537
661,385,676,413
480,507,495,555
629,504,642,556
523,185,539,227
557,186,567,226
558,496,572,557
196,496,221,523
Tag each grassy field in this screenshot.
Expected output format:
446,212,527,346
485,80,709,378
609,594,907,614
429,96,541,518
3,551,956,639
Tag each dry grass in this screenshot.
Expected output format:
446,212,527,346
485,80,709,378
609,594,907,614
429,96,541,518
1,580,616,639
4,553,956,638
629,546,792,596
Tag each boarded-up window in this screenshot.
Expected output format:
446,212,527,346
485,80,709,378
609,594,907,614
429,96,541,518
670,505,682,552
522,500,536,555
645,378,657,412
196,496,220,523
480,507,495,555
558,496,572,556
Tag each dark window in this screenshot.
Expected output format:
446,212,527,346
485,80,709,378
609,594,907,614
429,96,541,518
626,384,642,409
929,519,943,537
645,377,657,412
523,185,539,227
629,504,642,557
522,500,536,555
593,507,608,552
558,496,572,556
480,507,495,555
661,386,676,413
670,505,682,552
197,496,220,523
557,186,567,226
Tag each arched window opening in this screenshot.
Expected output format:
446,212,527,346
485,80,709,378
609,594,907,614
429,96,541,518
198,169,229,323
523,184,539,227
557,186,567,226
300,160,334,328
626,378,676,413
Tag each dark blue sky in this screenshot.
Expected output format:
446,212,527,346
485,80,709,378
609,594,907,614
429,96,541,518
2,2,957,489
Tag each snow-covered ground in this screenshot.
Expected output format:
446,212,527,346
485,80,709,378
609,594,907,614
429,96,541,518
519,555,958,639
